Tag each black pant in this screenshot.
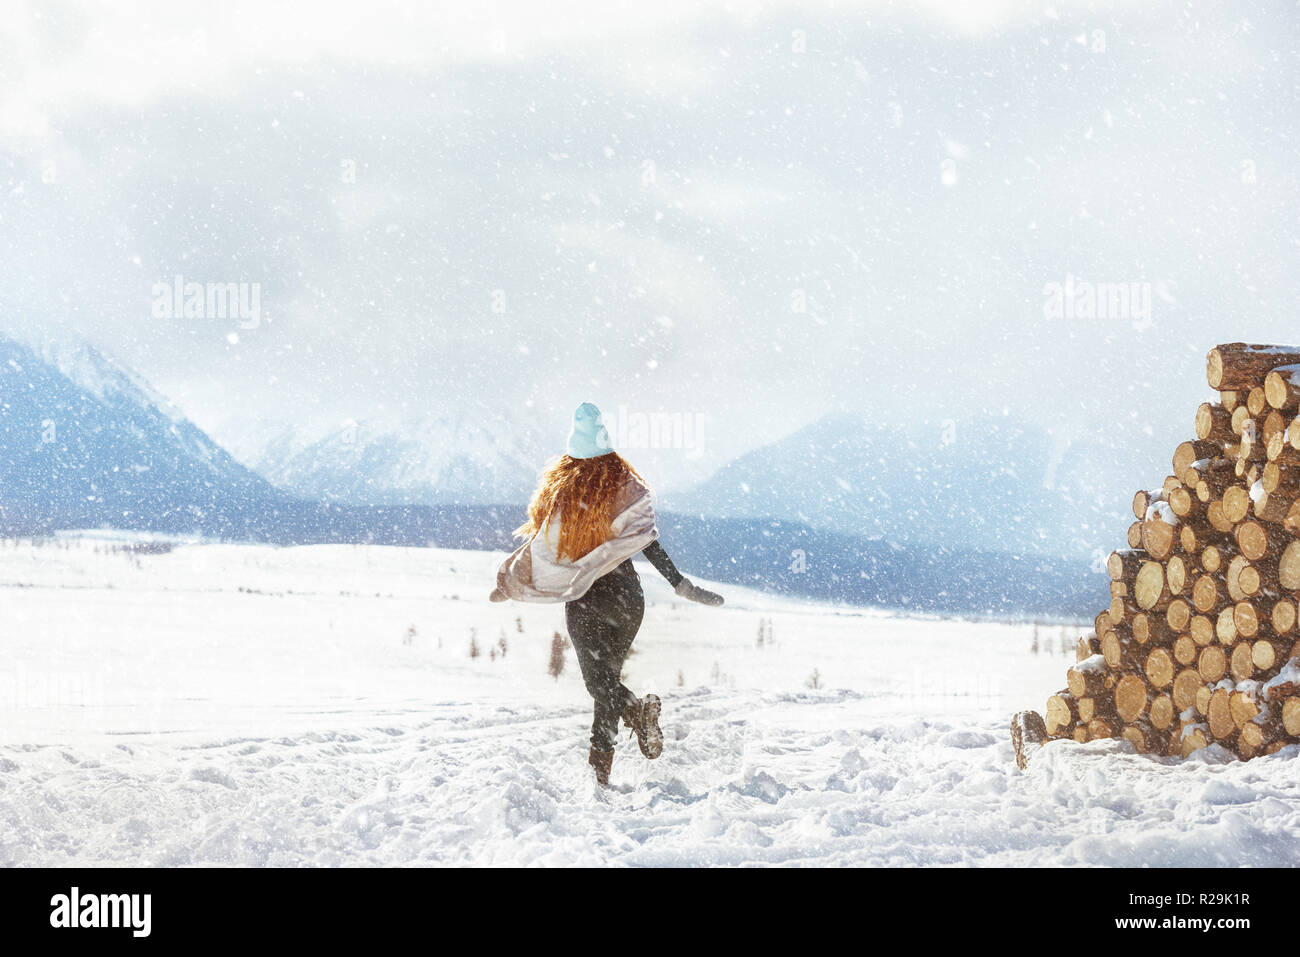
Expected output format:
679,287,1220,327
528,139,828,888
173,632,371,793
565,564,645,751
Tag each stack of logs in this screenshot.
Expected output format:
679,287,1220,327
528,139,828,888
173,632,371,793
1019,343,1300,765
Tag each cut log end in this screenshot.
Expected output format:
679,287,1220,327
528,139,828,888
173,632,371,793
1010,710,1048,770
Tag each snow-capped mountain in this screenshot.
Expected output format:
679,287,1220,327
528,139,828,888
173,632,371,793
663,411,1142,560
249,409,551,507
0,336,281,536
0,338,1103,614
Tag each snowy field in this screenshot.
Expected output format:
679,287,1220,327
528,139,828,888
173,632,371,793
1,536,1298,867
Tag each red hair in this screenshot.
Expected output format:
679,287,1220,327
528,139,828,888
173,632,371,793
514,453,646,562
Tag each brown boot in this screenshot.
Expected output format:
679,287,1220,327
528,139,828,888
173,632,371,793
588,746,614,787
622,694,663,759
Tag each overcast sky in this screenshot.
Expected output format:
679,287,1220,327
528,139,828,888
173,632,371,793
1,0,1297,493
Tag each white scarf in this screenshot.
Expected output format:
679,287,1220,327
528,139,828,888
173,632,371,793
494,475,659,603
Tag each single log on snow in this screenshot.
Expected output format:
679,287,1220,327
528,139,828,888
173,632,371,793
1010,710,1048,770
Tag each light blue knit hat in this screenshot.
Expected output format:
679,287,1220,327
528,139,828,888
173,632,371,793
566,402,614,459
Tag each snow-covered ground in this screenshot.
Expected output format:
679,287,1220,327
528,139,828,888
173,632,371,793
1,537,1297,866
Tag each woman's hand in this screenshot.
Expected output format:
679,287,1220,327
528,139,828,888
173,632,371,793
674,577,724,606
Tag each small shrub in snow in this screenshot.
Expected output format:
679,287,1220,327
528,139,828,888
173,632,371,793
548,632,566,680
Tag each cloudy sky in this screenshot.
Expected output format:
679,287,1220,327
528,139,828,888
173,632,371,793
1,0,1297,494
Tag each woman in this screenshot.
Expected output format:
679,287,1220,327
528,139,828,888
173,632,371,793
490,402,724,787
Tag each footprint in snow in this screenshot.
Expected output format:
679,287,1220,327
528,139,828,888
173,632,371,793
937,730,998,749
189,767,238,790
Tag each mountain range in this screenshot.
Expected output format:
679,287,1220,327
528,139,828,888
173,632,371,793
245,405,1134,562
245,410,549,508
660,411,1134,560
0,335,1107,616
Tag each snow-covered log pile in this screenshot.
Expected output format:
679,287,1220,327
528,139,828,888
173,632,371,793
1014,342,1300,767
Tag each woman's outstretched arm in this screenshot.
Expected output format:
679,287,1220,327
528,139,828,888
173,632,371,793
643,540,724,606
641,540,684,587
